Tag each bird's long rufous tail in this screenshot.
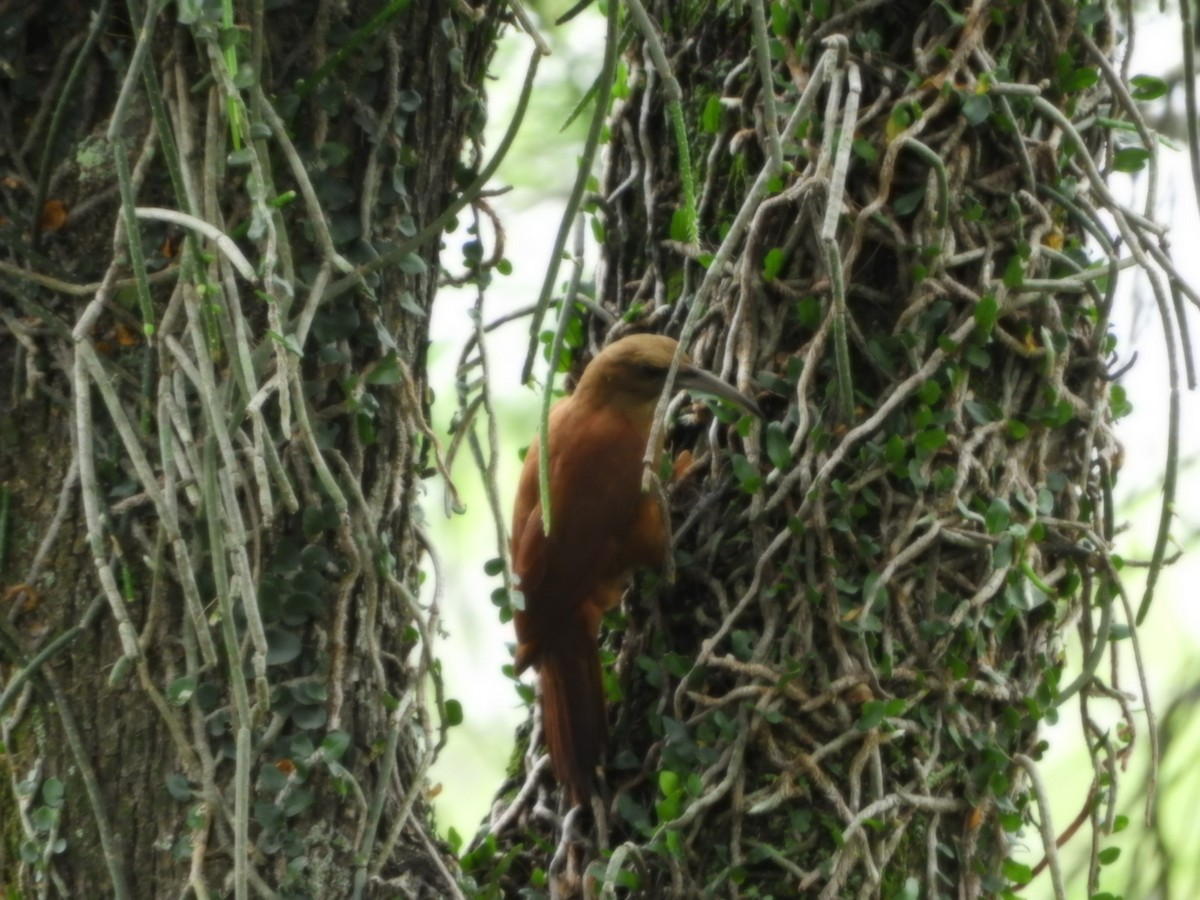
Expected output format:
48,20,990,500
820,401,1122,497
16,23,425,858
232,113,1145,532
536,619,607,804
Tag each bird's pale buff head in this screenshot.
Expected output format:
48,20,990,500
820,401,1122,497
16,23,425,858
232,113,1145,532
575,334,761,417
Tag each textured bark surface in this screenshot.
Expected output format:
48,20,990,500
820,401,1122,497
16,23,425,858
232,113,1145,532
0,1,498,896
477,3,1136,898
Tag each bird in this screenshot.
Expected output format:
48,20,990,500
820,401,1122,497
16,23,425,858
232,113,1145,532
509,333,762,804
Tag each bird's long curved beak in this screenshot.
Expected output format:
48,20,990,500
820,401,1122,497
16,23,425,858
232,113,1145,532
677,365,763,418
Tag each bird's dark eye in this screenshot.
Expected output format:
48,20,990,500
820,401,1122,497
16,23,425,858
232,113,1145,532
632,362,665,378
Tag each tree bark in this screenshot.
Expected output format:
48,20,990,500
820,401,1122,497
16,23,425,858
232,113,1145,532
1,1,498,896
1,0,1164,897
479,3,1137,898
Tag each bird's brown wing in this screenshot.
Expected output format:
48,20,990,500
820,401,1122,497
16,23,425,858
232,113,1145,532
510,427,539,557
511,429,549,672
510,421,609,800
508,399,673,801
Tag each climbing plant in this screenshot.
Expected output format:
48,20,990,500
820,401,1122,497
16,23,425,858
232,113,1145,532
0,1,505,896
467,2,1194,899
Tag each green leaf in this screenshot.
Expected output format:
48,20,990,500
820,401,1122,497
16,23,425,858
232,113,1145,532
268,330,304,357
731,454,761,493
766,422,793,470
1060,66,1099,93
176,0,219,25
965,343,991,369
961,93,992,126
1006,419,1029,440
321,731,351,761
282,788,314,817
889,104,913,132
292,705,327,730
963,400,995,424
974,294,999,336
658,770,680,796
294,686,331,715
701,95,723,134
1108,622,1132,641
444,699,464,727
32,805,57,832
617,791,652,834
1113,147,1150,173
42,778,64,807
612,60,630,100
1002,256,1024,288
195,682,221,711
313,305,361,342
262,763,290,793
168,676,197,706
611,867,640,890
265,628,303,665
1109,383,1133,418
990,533,1013,569
1078,3,1105,26
300,504,338,540
770,0,789,36
397,253,428,275
762,247,785,281
357,411,376,446
166,773,192,802
396,89,422,113
656,793,680,823
461,239,484,266
1001,858,1032,885
932,465,955,492
227,147,255,167
915,427,947,455
730,629,754,661
233,65,258,90
985,498,1011,534
894,186,926,216
1130,75,1168,101
856,700,889,731
852,138,878,162
217,26,241,51
1007,573,1048,611
933,0,965,24
365,354,404,385
320,141,351,167
1097,846,1120,865
794,296,822,329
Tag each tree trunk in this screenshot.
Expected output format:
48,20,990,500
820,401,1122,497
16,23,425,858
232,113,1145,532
1,1,498,896
480,3,1138,899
